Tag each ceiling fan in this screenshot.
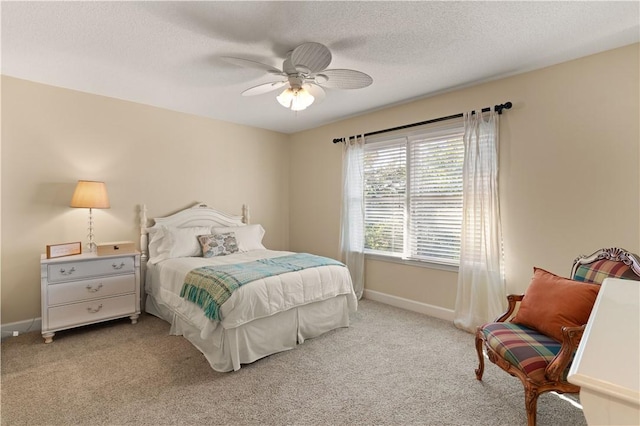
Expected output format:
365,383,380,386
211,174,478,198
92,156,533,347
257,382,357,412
223,42,373,111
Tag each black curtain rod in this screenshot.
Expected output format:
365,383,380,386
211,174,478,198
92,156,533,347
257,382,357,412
333,101,512,144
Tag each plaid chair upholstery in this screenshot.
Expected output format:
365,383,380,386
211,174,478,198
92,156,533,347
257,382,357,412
481,322,563,383
573,259,638,283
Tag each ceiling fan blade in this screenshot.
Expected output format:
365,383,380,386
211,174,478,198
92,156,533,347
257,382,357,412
241,81,287,96
317,69,373,89
305,83,326,104
291,42,332,74
222,57,284,75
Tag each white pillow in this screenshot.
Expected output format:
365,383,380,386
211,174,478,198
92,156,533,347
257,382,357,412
212,224,266,252
147,225,212,263
167,226,213,258
147,226,171,265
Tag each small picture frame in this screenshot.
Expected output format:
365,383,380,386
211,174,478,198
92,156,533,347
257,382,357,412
46,241,82,259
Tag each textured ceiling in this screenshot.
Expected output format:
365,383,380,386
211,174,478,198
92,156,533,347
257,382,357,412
2,1,639,134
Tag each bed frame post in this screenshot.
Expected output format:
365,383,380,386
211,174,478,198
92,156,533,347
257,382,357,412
140,204,148,260
139,204,149,310
243,204,250,224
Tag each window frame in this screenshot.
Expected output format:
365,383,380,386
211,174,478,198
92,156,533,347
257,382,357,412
362,118,464,270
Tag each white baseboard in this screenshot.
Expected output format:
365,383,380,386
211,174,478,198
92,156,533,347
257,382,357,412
0,294,453,340
362,289,455,322
1,317,41,340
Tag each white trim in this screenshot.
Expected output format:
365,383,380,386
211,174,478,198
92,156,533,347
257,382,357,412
365,253,459,273
1,317,41,340
363,289,455,322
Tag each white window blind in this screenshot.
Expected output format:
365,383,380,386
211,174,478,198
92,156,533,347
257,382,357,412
363,138,406,255
363,119,464,266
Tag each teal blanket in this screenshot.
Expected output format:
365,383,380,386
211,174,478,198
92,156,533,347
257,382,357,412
180,253,345,321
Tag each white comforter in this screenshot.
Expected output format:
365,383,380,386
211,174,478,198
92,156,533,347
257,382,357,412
146,249,357,337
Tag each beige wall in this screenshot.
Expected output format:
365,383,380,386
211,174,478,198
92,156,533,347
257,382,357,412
1,77,290,323
2,43,639,325
290,43,640,310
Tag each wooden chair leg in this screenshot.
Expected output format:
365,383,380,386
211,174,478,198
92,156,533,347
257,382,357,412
524,385,539,426
474,331,485,380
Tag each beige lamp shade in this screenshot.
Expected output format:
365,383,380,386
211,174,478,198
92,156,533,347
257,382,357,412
70,180,110,209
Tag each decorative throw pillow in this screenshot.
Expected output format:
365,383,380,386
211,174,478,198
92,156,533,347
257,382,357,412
212,224,266,252
198,233,239,258
512,267,601,342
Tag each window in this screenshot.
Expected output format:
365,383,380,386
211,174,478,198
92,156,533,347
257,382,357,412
363,119,464,266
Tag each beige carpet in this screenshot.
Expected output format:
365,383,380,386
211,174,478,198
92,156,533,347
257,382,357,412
1,299,586,425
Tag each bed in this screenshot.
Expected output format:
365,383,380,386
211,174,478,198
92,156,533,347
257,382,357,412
140,202,358,372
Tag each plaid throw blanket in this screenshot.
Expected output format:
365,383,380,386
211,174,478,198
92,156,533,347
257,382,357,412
180,253,345,321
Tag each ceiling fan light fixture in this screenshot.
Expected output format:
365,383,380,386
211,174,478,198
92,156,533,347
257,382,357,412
277,87,315,111
231,42,372,109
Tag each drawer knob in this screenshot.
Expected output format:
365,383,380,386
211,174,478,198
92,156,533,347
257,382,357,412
86,283,103,293
112,262,126,270
87,304,103,314
59,267,76,275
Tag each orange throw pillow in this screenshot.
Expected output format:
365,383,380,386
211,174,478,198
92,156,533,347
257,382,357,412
512,267,600,342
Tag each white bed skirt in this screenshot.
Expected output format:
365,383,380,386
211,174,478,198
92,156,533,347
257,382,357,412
145,293,351,372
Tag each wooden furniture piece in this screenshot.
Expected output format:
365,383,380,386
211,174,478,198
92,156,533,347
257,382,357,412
475,247,640,426
41,252,141,343
568,277,640,425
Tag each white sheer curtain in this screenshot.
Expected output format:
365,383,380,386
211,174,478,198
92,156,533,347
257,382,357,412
454,108,506,332
340,135,365,299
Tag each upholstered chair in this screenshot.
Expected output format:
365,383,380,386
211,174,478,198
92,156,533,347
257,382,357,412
475,247,640,426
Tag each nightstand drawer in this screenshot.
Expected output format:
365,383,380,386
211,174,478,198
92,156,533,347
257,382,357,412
47,256,135,282
48,274,136,305
48,294,136,330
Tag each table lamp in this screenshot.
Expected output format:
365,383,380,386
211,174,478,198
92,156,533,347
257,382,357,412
70,180,110,253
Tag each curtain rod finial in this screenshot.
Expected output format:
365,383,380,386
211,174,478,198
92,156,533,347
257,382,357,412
497,101,513,114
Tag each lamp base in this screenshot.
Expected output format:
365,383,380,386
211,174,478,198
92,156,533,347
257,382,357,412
86,207,97,253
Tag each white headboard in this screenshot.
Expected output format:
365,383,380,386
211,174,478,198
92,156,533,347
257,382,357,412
139,202,249,265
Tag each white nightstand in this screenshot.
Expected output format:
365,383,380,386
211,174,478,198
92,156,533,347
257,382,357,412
40,251,141,343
